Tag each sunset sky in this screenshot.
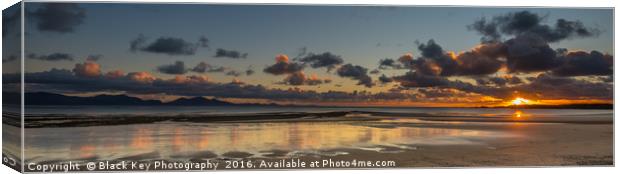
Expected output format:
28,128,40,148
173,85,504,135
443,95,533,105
2,3,614,107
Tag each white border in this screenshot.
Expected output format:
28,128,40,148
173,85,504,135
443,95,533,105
1,0,617,174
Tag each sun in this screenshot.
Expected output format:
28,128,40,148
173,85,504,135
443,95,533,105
511,97,530,106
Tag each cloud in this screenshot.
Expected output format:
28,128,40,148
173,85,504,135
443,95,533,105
27,53,74,61
73,61,101,78
298,52,344,71
127,72,156,83
86,54,103,61
336,64,374,87
510,74,612,100
191,62,213,73
9,68,412,102
469,10,599,43
392,72,611,100
369,69,380,74
130,35,207,56
245,68,255,76
191,62,238,75
378,74,393,83
476,76,523,86
226,70,242,77
408,39,566,75
392,72,450,88
263,54,305,75
105,70,125,79
397,53,414,67
29,3,86,33
503,35,559,72
281,72,330,86
551,50,613,76
452,45,504,75
214,48,248,59
413,40,459,76
198,36,209,48
378,58,402,69
157,61,188,75
170,75,210,84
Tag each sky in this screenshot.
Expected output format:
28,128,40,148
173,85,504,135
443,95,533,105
2,2,614,107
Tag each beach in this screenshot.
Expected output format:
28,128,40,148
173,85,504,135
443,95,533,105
5,106,611,171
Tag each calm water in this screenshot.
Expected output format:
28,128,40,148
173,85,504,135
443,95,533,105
17,106,612,163
24,105,612,117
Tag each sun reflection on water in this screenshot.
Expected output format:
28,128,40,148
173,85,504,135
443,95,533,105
24,120,499,163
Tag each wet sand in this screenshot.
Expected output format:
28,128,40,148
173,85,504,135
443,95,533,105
6,110,613,171
298,123,613,167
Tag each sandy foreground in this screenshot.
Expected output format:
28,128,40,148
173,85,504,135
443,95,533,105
4,111,614,171
308,122,614,167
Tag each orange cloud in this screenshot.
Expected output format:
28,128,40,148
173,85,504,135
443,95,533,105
275,54,289,63
128,71,156,83
105,70,125,79
398,53,414,63
73,61,101,78
172,75,209,84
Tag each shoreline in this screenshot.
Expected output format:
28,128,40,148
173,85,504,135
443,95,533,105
3,110,613,128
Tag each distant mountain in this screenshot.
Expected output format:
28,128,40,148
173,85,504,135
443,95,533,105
166,96,233,106
3,92,235,106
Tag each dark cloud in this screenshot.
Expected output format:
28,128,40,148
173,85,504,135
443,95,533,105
463,11,605,74
281,72,330,86
130,35,207,56
410,38,565,75
418,39,446,58
503,35,559,72
29,3,86,33
192,62,214,73
198,36,209,48
392,72,450,88
369,69,380,74
27,53,74,61
378,74,393,83
476,76,523,86
142,37,199,55
390,71,611,101
469,11,599,43
551,50,613,76
378,58,402,69
86,54,103,61
409,40,503,76
157,61,188,75
245,68,255,76
452,46,504,75
130,34,147,52
214,48,248,59
226,70,242,77
414,40,460,76
336,64,374,87
191,62,236,74
298,52,344,71
263,54,305,75
510,74,612,100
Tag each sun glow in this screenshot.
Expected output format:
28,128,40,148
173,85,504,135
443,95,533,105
511,97,530,106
